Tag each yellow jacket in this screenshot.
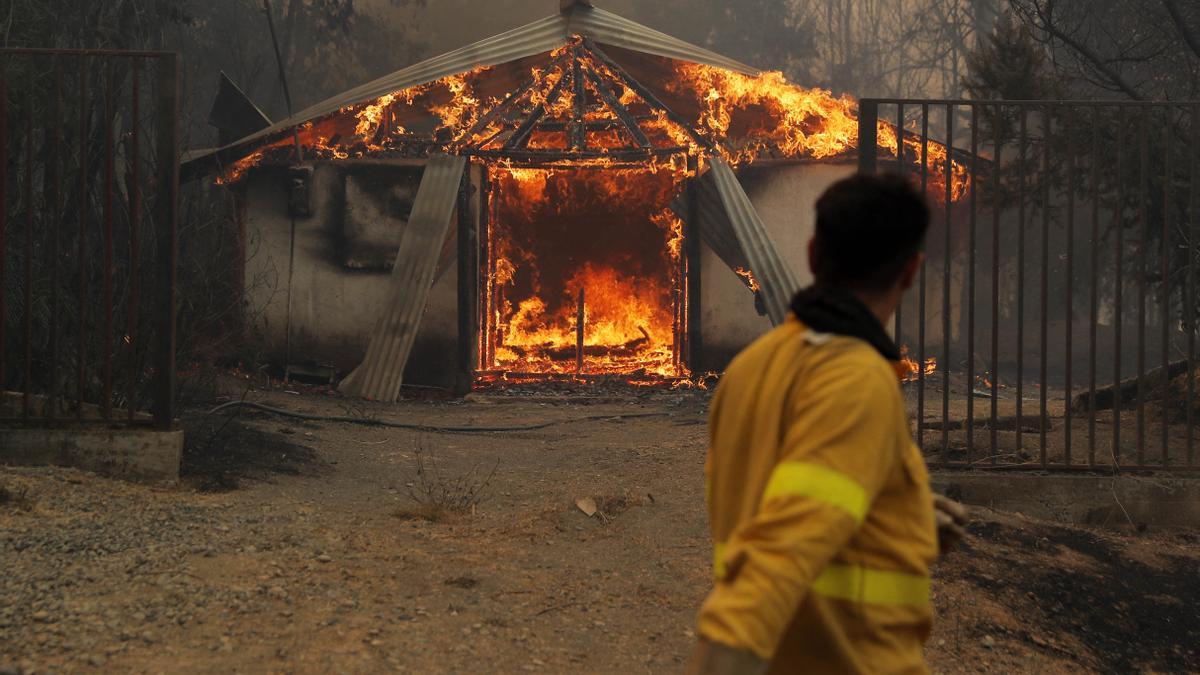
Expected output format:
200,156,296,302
698,318,938,675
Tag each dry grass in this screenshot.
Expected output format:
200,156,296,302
0,481,34,511
394,446,497,523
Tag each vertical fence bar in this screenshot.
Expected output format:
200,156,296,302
102,63,115,419
895,102,904,342
77,55,87,419
1064,106,1075,465
1040,106,1050,466
1016,106,1027,454
1161,114,1172,466
943,103,953,454
1114,107,1126,464
49,58,63,418
1190,104,1198,467
1088,106,1100,466
966,105,978,463
918,104,929,449
1138,111,1149,465
153,53,180,430
22,96,33,419
858,100,878,175
127,59,141,420
0,62,7,393
990,103,1002,460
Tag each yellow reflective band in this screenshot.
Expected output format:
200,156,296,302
713,541,727,579
812,563,930,606
760,462,869,523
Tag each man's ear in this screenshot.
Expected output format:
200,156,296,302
899,252,924,291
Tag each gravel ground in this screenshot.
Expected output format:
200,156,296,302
1,386,1197,673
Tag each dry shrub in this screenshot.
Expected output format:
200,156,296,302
0,481,34,511
394,447,497,523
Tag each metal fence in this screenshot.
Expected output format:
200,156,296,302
859,99,1198,472
1,49,179,430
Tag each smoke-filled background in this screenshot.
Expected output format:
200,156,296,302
5,0,1196,149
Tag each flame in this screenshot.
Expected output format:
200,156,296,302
899,345,937,383
214,36,969,207
733,266,760,292
485,166,688,378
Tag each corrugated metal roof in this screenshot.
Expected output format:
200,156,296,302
708,157,799,325
338,154,467,401
184,4,758,176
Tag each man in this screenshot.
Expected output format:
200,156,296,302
687,174,967,675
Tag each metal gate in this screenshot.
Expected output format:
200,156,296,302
858,99,1198,472
1,49,179,430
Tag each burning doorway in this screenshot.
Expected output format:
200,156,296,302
481,166,689,379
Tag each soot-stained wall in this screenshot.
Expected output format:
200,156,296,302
240,161,460,386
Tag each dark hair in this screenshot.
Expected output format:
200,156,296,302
810,173,931,292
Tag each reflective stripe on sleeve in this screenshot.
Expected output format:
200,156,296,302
812,563,930,606
711,542,929,605
760,461,869,523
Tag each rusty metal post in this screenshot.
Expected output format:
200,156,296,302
1016,106,1027,454
1161,115,1172,466
895,102,904,343
152,53,179,429
1190,104,1198,467
128,58,141,420
49,58,63,418
990,103,1002,460
1064,106,1075,465
1113,107,1126,463
0,61,7,394
917,103,929,449
1040,106,1051,467
77,55,88,419
1088,106,1100,466
858,100,878,175
1138,111,1149,465
23,96,33,419
102,62,115,419
966,105,978,463
943,104,954,454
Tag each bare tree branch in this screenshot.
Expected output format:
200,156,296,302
1162,0,1200,61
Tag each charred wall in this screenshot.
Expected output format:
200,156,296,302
239,161,460,386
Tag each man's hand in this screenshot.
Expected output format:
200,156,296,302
934,494,968,555
684,637,769,675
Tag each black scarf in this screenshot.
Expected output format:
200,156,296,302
789,286,900,361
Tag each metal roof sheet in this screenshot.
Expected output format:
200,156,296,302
184,4,758,177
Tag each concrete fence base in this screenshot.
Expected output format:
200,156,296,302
0,427,182,486
933,472,1200,529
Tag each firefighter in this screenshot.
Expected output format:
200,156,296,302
686,174,968,675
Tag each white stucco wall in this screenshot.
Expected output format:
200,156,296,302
699,162,855,367
240,163,459,383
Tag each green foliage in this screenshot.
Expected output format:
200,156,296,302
962,10,1059,101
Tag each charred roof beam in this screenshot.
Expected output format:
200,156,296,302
581,37,714,152
583,67,651,149
504,67,572,151
570,47,588,151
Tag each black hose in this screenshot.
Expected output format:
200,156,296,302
206,400,672,434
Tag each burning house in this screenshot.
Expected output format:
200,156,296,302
183,0,965,399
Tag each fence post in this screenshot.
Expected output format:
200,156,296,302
858,99,879,175
153,53,179,430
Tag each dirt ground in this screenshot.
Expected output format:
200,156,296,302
1,379,1198,674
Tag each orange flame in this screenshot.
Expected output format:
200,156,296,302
733,266,760,292
899,345,937,383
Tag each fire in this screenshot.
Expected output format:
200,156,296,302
733,266,760,292
899,345,937,383
485,166,688,378
214,37,969,203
